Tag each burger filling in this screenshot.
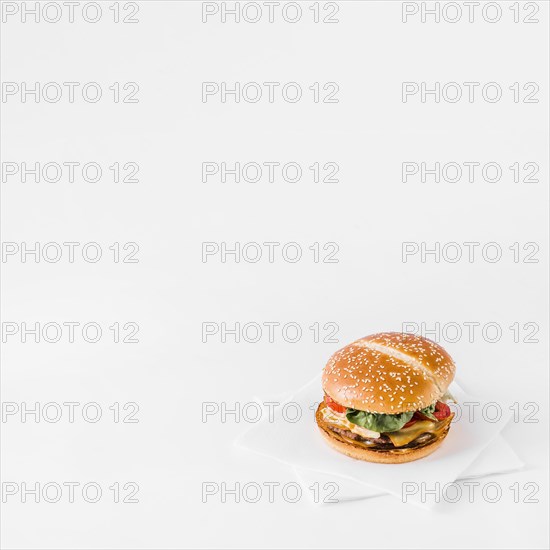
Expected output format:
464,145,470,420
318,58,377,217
321,394,453,450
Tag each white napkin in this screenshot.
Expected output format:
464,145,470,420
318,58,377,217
293,435,524,504
235,375,520,509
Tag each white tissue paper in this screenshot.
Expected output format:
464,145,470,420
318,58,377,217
235,375,522,509
293,435,524,504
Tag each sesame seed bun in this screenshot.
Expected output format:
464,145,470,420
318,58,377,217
322,332,456,414
315,403,452,464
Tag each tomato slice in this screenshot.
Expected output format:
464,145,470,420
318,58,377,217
404,403,450,428
324,394,347,414
434,401,451,420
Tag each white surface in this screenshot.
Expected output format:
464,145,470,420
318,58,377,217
1,1,549,549
237,379,515,508
294,434,525,503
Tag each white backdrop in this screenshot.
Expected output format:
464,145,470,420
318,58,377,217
1,1,548,548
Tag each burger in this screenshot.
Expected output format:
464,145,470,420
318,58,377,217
316,332,456,464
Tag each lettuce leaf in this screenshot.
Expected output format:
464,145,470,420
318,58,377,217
418,403,437,420
346,409,414,433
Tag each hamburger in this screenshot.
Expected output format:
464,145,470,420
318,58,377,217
316,332,456,464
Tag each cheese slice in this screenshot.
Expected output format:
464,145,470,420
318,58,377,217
321,406,380,439
386,415,453,447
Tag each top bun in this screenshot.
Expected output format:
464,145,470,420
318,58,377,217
322,332,456,414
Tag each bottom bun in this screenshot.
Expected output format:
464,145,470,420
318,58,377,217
315,404,451,464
